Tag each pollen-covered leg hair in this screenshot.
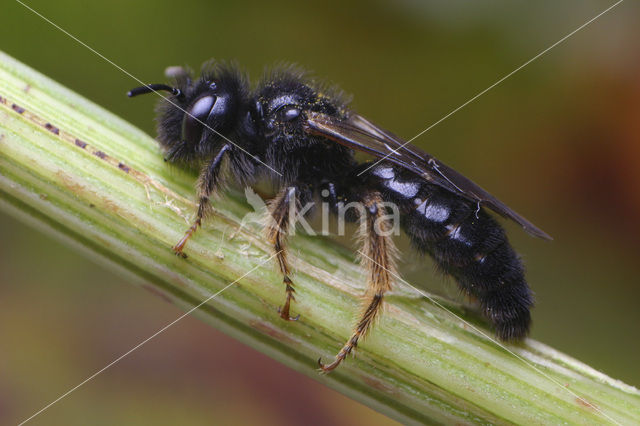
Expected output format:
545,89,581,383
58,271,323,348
173,144,230,257
319,192,397,372
265,185,302,321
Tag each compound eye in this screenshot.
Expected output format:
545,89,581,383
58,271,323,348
277,106,300,122
183,95,216,145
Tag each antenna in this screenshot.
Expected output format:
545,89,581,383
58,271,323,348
127,83,181,98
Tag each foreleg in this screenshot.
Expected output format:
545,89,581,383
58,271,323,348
173,144,229,257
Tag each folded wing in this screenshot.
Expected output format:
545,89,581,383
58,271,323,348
305,111,551,240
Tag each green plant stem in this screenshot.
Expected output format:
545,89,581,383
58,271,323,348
0,51,638,425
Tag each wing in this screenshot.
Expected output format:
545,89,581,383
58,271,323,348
305,111,552,240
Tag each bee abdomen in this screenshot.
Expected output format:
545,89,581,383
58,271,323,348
370,164,533,340
422,207,533,341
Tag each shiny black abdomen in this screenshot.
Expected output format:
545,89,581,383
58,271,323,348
367,163,533,340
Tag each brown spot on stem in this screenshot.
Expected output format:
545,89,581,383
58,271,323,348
576,397,597,410
11,104,25,114
101,197,122,215
55,170,86,195
249,320,297,345
362,375,397,394
39,193,48,200
95,150,107,159
45,123,59,135
118,162,130,173
75,138,87,149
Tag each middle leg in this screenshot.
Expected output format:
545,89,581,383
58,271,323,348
265,184,310,321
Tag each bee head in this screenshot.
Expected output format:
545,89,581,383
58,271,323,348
128,61,249,163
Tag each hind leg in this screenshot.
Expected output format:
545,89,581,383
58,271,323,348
319,191,397,372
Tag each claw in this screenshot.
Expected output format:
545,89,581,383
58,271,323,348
317,357,340,373
172,244,188,258
277,305,300,321
173,220,200,259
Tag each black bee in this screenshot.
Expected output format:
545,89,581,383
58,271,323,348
128,60,551,372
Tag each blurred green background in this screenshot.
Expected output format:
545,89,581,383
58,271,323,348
1,0,639,424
